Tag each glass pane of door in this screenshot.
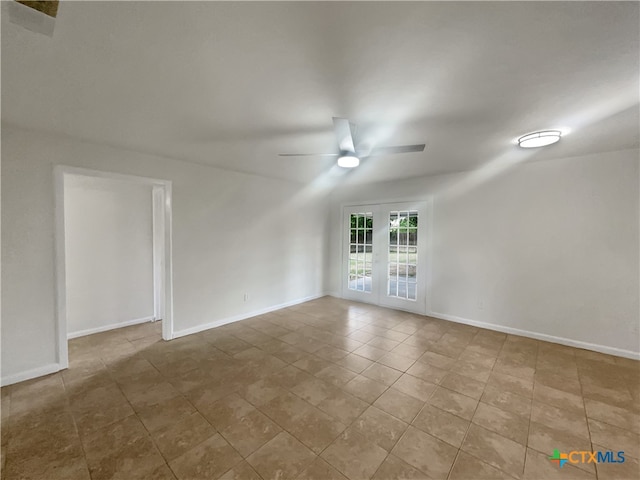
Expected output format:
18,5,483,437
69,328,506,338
343,202,426,314
387,210,418,300
348,212,373,293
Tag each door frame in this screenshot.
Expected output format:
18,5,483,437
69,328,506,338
341,205,381,305
377,201,428,314
340,198,433,315
54,166,174,369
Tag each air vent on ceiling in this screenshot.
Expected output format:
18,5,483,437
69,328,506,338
16,1,59,17
4,0,58,37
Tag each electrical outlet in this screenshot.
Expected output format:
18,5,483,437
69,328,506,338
243,293,249,302
477,298,484,310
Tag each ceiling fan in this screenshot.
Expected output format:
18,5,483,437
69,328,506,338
279,117,425,168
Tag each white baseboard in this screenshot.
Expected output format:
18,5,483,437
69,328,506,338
67,316,155,339
1,363,61,387
429,311,640,361
172,293,327,339
330,292,639,360
4,296,326,387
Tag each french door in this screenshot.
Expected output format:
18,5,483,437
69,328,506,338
342,202,428,314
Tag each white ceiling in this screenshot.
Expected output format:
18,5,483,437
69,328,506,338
2,1,638,184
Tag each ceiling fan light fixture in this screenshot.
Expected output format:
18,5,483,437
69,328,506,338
518,130,562,148
337,155,360,168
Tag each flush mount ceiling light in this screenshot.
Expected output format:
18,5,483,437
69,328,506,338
337,155,360,168
518,130,562,148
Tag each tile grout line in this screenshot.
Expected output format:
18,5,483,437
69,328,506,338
60,365,93,479
8,300,639,480
445,328,498,480
520,339,541,480
578,354,599,480
69,329,166,478
106,336,174,479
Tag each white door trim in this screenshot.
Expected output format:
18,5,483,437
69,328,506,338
152,185,166,324
340,199,433,315
341,205,380,304
53,165,174,369
377,201,428,315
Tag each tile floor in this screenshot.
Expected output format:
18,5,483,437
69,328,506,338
1,297,639,479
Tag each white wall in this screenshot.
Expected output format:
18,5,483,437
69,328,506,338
3,121,637,386
329,149,640,357
64,175,154,337
1,125,330,384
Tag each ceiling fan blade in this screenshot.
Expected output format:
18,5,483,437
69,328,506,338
278,153,339,157
332,117,356,154
367,144,426,156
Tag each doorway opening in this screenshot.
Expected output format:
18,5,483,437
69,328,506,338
54,166,173,369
